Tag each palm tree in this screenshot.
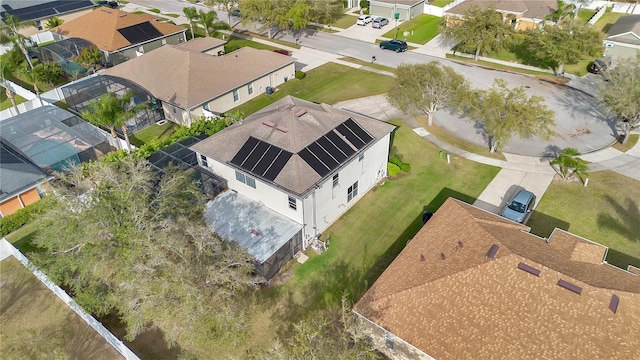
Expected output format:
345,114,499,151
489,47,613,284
550,147,589,182
2,14,36,70
183,7,199,39
81,91,146,152
45,16,64,29
198,9,228,37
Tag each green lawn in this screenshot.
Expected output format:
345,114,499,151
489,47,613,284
613,134,640,152
382,14,442,44
430,0,454,7
0,90,27,111
593,11,624,32
528,171,640,269
129,121,180,147
331,14,358,29
230,62,395,116
446,54,557,78
424,120,506,161
578,9,596,22
233,118,499,356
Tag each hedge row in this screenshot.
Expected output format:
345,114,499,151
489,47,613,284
0,196,53,237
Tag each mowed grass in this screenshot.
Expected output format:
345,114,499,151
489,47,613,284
231,118,499,356
382,14,442,44
430,0,454,7
0,257,122,359
129,121,180,146
332,14,358,29
528,171,640,269
578,9,596,22
231,62,395,115
593,11,625,32
0,90,27,110
422,119,506,161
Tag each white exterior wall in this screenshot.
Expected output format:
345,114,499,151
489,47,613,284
301,135,390,236
196,132,391,248
202,63,296,114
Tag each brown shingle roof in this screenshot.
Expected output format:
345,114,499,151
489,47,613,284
446,0,557,20
51,8,185,52
355,198,640,360
191,96,395,195
103,46,295,109
175,37,226,53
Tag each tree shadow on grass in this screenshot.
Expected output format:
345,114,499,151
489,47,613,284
597,196,640,242
508,40,556,70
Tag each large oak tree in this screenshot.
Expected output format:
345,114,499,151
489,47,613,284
440,6,514,60
31,157,257,356
465,79,556,152
387,62,470,127
599,55,640,144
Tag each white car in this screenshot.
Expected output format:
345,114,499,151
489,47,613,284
356,15,372,26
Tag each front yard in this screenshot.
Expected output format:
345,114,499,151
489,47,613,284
382,14,442,44
528,171,640,269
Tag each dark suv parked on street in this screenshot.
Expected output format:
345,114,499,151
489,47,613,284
379,39,407,52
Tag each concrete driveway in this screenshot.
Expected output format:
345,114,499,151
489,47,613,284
472,153,556,219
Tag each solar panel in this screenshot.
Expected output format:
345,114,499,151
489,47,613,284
230,137,259,166
307,142,339,169
2,1,93,21
299,148,330,177
252,146,281,176
242,140,270,171
517,262,541,277
117,22,163,45
335,123,364,149
263,151,292,181
325,131,355,157
609,294,619,314
344,118,374,144
558,279,582,295
316,136,347,163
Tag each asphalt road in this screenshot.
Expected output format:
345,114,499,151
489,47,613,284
129,0,616,155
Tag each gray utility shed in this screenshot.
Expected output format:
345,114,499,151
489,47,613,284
204,190,303,280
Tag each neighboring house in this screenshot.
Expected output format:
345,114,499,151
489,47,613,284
0,139,51,218
103,45,296,126
369,0,425,21
445,0,558,30
193,96,395,278
354,198,640,360
604,14,640,60
50,8,186,65
0,0,95,36
0,105,111,173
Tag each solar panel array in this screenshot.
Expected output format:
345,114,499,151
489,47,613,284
1,1,93,21
117,22,163,45
230,137,293,181
299,118,374,177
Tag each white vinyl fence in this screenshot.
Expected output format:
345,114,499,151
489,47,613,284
0,239,140,360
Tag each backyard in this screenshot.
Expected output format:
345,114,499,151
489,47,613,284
0,89,27,111
381,14,442,44
528,171,640,269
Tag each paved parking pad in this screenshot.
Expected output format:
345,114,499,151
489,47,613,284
473,169,555,219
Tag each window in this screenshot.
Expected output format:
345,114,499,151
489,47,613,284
347,181,358,202
35,20,43,30
203,103,210,111
248,82,254,95
200,154,208,167
359,153,364,162
332,174,339,187
235,170,256,188
288,196,296,210
233,89,239,102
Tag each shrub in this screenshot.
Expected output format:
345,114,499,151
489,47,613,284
389,156,411,173
0,196,53,237
33,62,64,85
295,70,306,79
387,162,401,177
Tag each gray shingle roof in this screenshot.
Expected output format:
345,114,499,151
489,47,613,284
0,139,50,202
191,96,395,195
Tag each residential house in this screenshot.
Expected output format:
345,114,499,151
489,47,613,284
0,139,51,217
103,45,296,126
354,198,640,360
369,0,425,21
0,0,95,36
175,36,226,56
193,96,395,278
50,8,186,65
604,15,640,60
445,0,558,31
